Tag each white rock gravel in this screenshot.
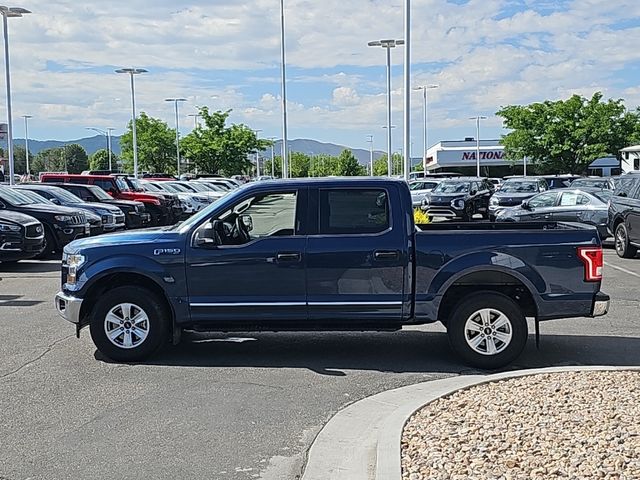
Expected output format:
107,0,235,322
401,371,640,480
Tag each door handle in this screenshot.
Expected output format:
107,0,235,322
374,250,400,260
276,252,301,262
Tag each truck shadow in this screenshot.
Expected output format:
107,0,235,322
97,331,640,376
0,260,61,273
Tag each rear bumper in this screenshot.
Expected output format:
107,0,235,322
55,291,83,324
591,291,610,317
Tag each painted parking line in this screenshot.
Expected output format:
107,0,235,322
604,261,640,279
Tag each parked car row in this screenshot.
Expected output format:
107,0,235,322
1,173,240,263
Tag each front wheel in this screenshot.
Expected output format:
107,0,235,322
90,286,169,362
447,292,527,369
615,223,637,259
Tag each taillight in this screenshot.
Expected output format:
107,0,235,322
577,246,603,282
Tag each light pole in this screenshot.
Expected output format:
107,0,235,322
469,116,487,177
165,98,186,176
369,39,404,177
279,0,289,179
22,114,32,175
268,136,277,177
366,135,374,175
116,68,147,178
403,0,411,181
253,129,262,177
1,6,30,185
382,125,396,175
414,84,438,174
187,113,201,129
86,127,115,170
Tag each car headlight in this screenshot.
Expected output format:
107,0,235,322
54,215,73,222
0,223,21,232
64,253,86,285
421,197,430,207
451,199,465,210
490,197,499,206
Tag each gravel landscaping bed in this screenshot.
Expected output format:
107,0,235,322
401,370,640,480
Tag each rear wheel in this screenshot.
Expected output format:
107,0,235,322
615,223,637,259
447,292,527,369
90,286,169,362
35,228,56,259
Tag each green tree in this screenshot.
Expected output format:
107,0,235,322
289,152,311,177
12,146,30,174
373,153,403,176
120,112,177,174
180,107,270,175
62,144,89,173
308,154,337,177
262,155,282,178
497,92,639,174
89,149,119,171
334,149,366,176
31,147,66,173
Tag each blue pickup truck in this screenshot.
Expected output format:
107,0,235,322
55,178,609,368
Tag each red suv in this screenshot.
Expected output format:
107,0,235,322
40,173,175,226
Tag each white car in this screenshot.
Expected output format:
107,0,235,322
410,179,442,207
140,181,214,215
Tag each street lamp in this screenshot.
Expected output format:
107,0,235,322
368,39,404,177
414,84,438,174
253,129,262,177
382,125,397,175
366,135,374,175
115,68,147,178
403,0,411,182
279,0,289,179
469,116,488,177
165,98,187,176
22,114,32,175
86,127,115,170
187,113,201,129
268,136,277,178
1,6,31,185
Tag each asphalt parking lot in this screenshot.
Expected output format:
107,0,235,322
1,247,639,480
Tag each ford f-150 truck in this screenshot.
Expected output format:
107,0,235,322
55,178,609,368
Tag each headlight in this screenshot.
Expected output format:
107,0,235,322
64,253,86,285
421,197,430,207
490,197,499,206
451,199,466,210
0,223,21,232
54,215,73,222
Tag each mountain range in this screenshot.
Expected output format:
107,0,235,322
9,136,386,165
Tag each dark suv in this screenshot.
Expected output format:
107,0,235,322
0,211,44,262
0,186,90,257
48,183,151,229
422,177,494,221
608,173,640,258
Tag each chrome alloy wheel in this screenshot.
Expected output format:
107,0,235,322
464,308,513,356
615,227,626,256
103,303,150,349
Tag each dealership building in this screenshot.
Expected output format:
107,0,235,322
425,138,522,177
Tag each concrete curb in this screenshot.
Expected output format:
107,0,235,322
301,366,640,480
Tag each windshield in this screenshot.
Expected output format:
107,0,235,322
115,177,130,192
198,182,224,192
433,181,470,194
572,179,608,188
499,181,539,193
0,187,41,206
45,188,84,203
142,182,162,192
593,190,613,203
166,183,190,193
185,183,209,192
18,190,54,204
88,185,112,200
172,183,198,193
128,178,144,191
410,181,439,191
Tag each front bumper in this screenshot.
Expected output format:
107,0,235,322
54,223,90,247
55,291,83,324
591,292,610,317
422,206,464,218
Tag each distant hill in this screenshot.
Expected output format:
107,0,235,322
11,136,384,165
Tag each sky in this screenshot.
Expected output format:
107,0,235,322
1,0,639,154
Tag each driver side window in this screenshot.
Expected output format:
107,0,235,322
529,192,558,209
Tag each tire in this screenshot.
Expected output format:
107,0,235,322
614,223,637,259
89,286,170,362
462,204,473,222
447,292,528,369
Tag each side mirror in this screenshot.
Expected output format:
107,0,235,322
521,200,531,210
195,221,220,247
241,214,253,232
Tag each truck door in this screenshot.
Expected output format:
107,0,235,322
185,188,307,323
306,186,409,321
627,181,640,243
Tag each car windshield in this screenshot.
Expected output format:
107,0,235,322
572,179,608,188
87,185,112,200
128,178,144,191
198,182,224,192
17,189,54,204
47,188,84,203
433,181,470,194
167,183,191,193
185,183,209,192
174,183,198,193
0,187,41,206
499,181,538,193
593,190,613,203
141,182,162,192
115,177,130,191
410,182,438,191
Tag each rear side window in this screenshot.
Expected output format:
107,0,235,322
319,189,389,235
614,178,639,197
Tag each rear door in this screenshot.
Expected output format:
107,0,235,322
551,191,588,222
627,180,640,243
306,186,408,321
